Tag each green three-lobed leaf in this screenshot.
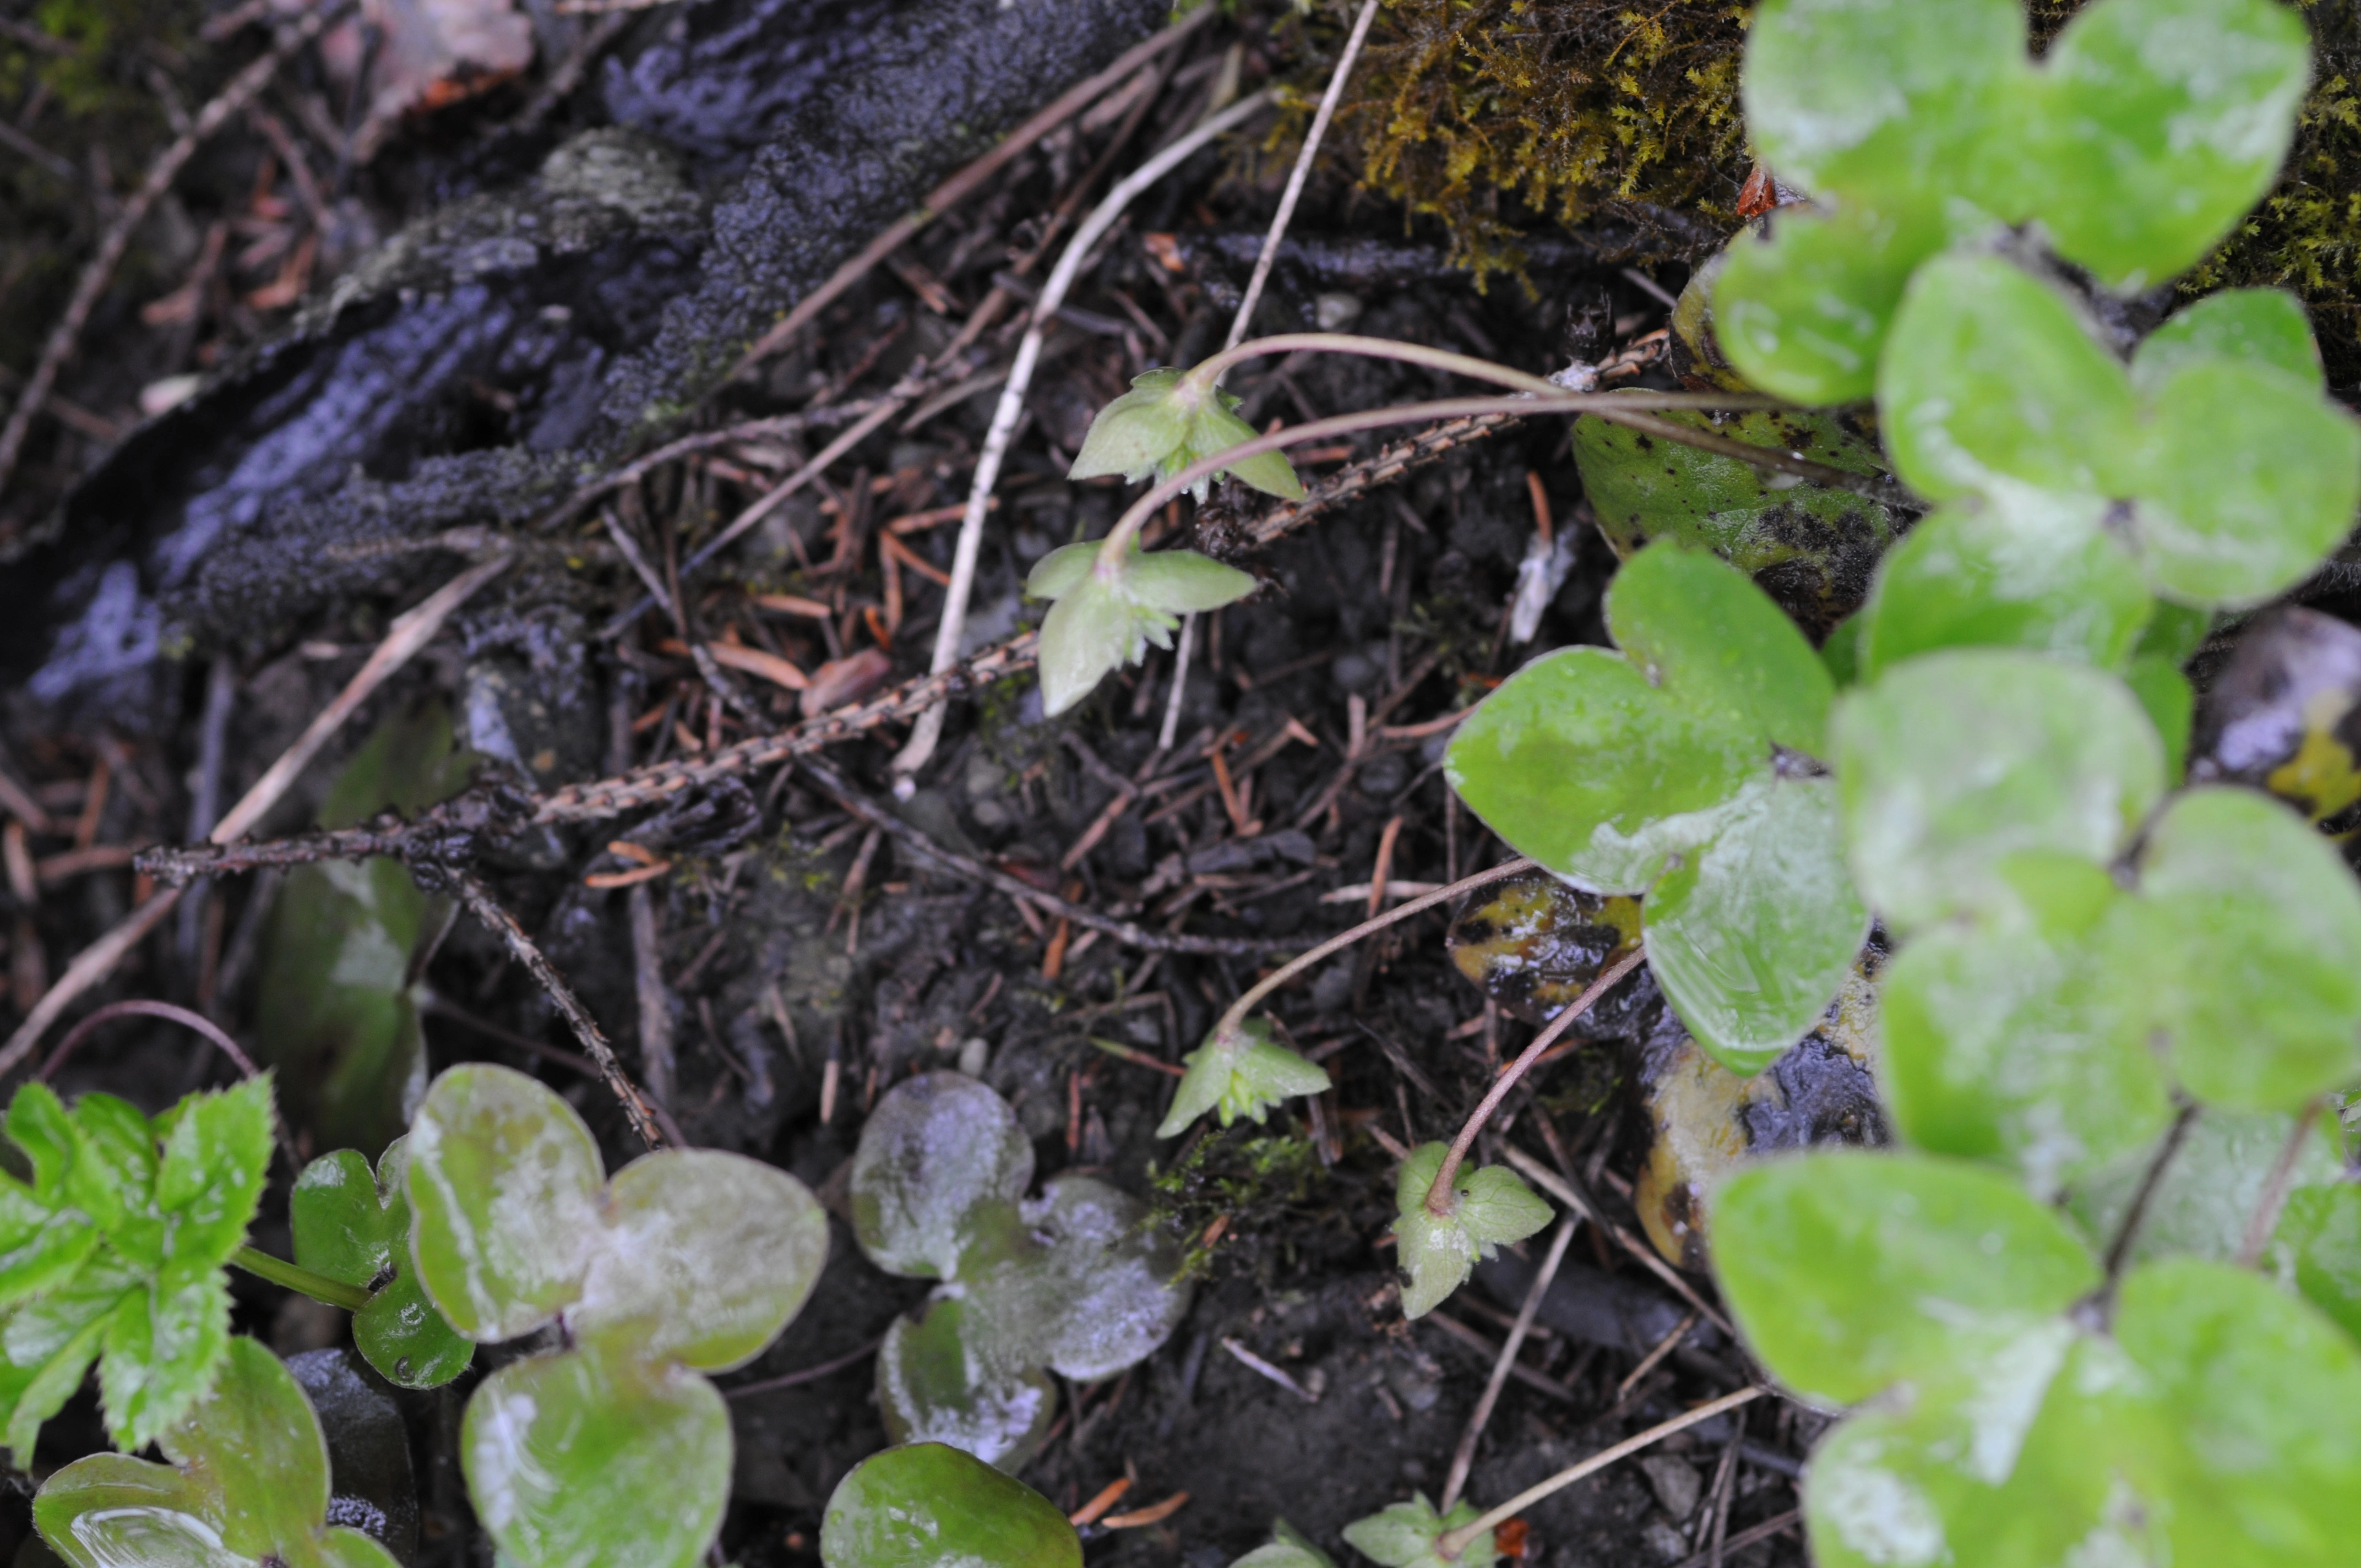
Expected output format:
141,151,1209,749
1390,1144,1551,1320
291,1140,471,1390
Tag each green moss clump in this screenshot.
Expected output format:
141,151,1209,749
1149,1126,1326,1277
1321,0,1753,277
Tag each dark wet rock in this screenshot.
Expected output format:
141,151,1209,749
5,0,1162,732
1475,1251,1717,1355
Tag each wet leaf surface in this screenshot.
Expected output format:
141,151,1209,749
291,1141,472,1389
820,1443,1079,1568
1446,872,1646,1030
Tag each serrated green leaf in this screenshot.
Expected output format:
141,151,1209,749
1858,498,2153,678
874,1295,1058,1473
850,1072,1032,1280
154,1079,273,1275
405,1065,602,1342
1714,201,1951,406
1834,650,2166,933
1644,776,1868,1074
2026,0,2311,288
291,1142,471,1389
1391,1145,1549,1319
820,1443,1081,1568
2109,786,2361,1109
67,1096,156,1244
10,1083,78,1199
100,1271,231,1451
462,1338,731,1568
1157,1020,1329,1137
1713,1151,2099,1406
1881,861,2173,1197
2132,288,2324,395
570,1148,828,1371
3,1297,116,1467
1340,1494,1497,1568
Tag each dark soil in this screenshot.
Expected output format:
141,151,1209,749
0,3,1822,1566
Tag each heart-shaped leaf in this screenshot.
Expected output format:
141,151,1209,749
2132,287,2325,395
874,1296,1058,1473
850,1071,1032,1281
1713,1150,2099,1406
959,1175,1194,1381
1881,256,2361,609
2023,0,2313,288
1834,649,2167,934
406,1066,828,1373
820,1443,1080,1568
1449,542,1866,1068
35,1338,402,1568
291,1141,472,1389
461,1334,730,1568
1714,201,1954,406
405,1065,602,1342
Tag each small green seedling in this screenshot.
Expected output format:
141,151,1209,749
0,1075,275,1458
1342,1494,1498,1568
35,1336,402,1568
291,1137,471,1388
405,1064,829,1568
820,1442,1080,1568
1445,539,1870,1072
1069,366,1305,502
851,1072,1192,1471
1158,1018,1331,1137
1232,1518,1337,1568
1026,538,1258,715
1391,1144,1551,1320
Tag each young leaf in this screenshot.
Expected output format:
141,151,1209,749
820,1443,1081,1568
461,1334,730,1568
1068,367,1304,502
1834,649,2166,933
405,1065,603,1342
1712,1150,2099,1406
1448,541,1866,1068
2132,288,2325,395
2025,0,2311,288
961,1175,1193,1382
1340,1494,1497,1568
2107,786,2361,1109
875,1296,1059,1473
1157,1018,1331,1137
1027,541,1256,716
1391,1144,1551,1320
1235,1520,1338,1568
291,1142,473,1389
850,1071,1033,1280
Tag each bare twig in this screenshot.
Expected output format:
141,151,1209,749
1500,1145,1738,1339
1237,411,1525,549
449,873,667,1149
794,755,1297,956
722,1335,886,1400
0,556,510,1075
1441,1218,1576,1511
0,1,350,499
1434,1387,1769,1560
1223,0,1379,351
1424,948,1646,1217
1669,1510,1800,1568
1617,1309,1701,1401
890,88,1277,782
2237,1097,2324,1269
724,9,1213,383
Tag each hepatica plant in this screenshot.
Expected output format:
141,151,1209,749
850,1072,1190,1472
404,1063,828,1568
